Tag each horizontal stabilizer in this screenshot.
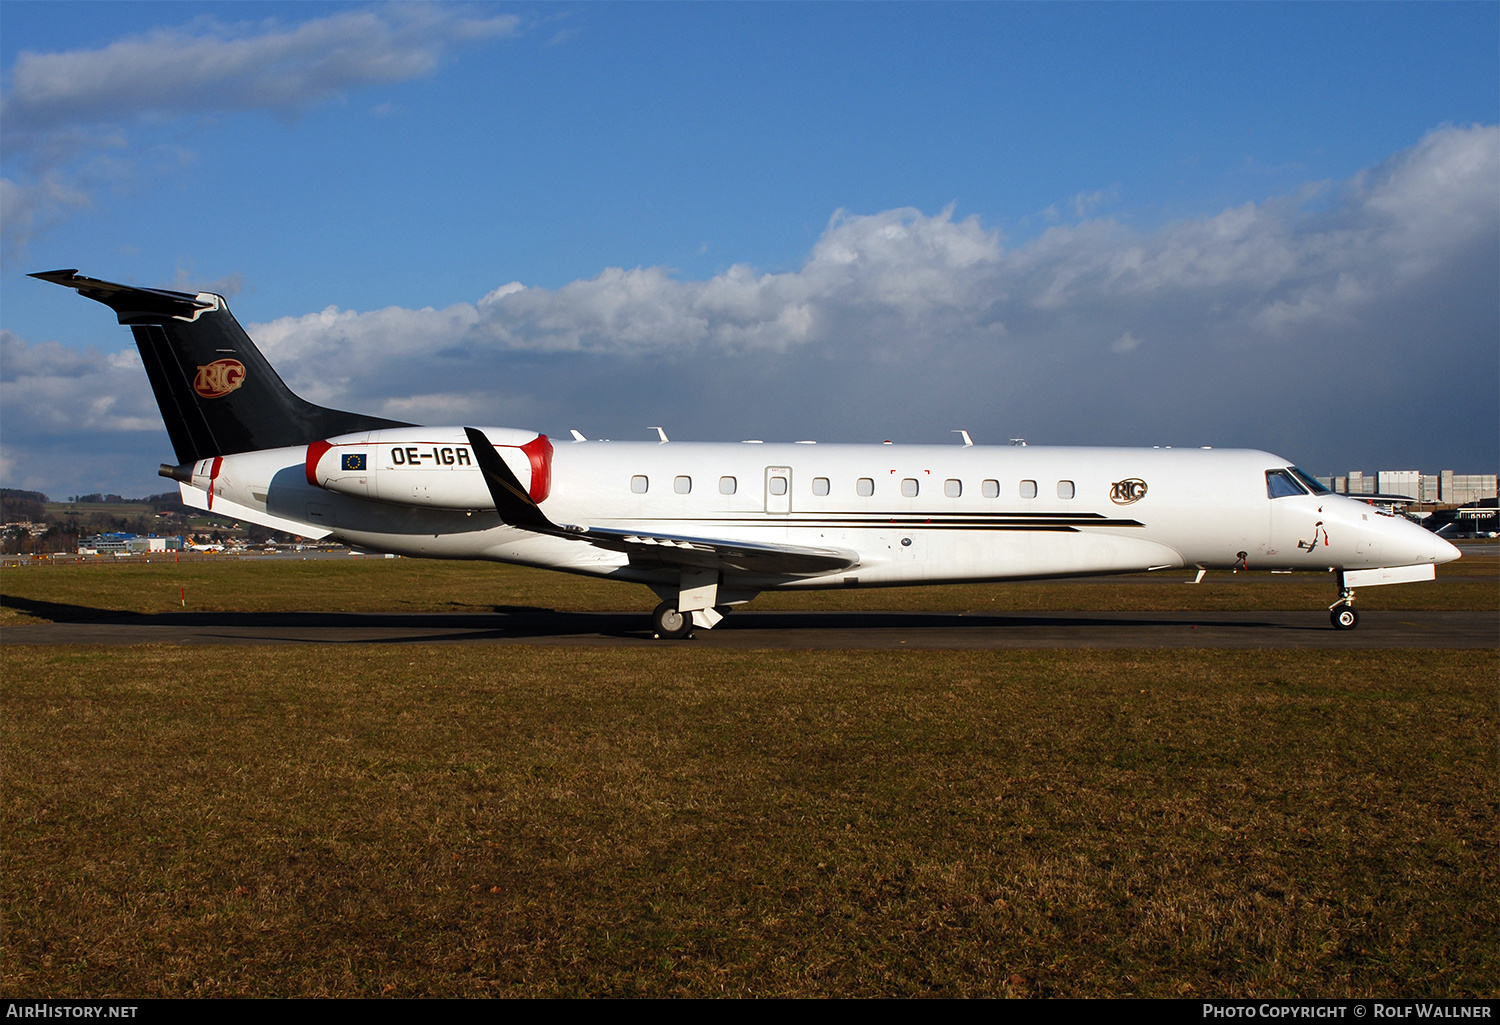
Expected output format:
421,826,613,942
176,483,331,541
29,270,216,321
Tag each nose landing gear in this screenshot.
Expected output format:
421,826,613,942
1329,584,1358,630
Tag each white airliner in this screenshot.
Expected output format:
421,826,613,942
32,270,1459,637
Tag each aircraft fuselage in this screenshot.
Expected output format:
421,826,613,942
187,431,1453,598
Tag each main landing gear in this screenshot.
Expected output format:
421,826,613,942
1329,583,1358,630
651,601,735,640
652,601,694,640
650,567,737,640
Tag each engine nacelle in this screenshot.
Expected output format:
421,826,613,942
305,427,552,509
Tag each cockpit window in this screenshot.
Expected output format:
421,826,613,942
1266,469,1307,499
1287,466,1331,494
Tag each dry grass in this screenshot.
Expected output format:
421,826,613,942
3,646,1495,998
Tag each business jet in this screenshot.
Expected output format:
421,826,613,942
31,270,1459,637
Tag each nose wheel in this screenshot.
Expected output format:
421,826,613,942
1329,584,1358,630
652,601,694,640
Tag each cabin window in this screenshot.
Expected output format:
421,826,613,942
1057,480,1075,499
769,476,788,496
1266,469,1306,499
719,476,737,495
944,479,962,498
631,475,648,494
812,477,830,496
857,478,875,497
901,478,919,498
1020,479,1037,499
982,479,1000,498
674,476,692,494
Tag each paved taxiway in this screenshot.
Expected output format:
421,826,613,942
3,609,1493,649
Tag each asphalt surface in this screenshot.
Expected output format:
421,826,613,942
3,608,1494,649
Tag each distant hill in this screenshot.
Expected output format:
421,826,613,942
1,489,48,523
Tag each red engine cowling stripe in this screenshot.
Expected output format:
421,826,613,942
306,440,333,487
521,434,553,504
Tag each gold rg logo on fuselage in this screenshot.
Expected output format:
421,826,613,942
1110,478,1147,505
193,359,246,399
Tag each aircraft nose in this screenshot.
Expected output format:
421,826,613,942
1376,513,1462,567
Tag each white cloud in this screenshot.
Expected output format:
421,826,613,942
1072,185,1120,218
0,328,180,495
253,205,1006,364
245,125,1496,376
0,329,158,431
0,174,91,261
0,5,518,256
1,7,518,140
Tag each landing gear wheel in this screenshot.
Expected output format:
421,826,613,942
652,601,694,640
1331,606,1359,631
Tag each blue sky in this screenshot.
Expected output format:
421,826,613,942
3,2,1497,499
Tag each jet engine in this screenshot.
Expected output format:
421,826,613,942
305,427,552,509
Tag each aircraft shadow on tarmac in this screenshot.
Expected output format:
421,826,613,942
2,594,131,622
2,592,1324,644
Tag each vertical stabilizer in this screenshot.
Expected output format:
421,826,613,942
30,270,412,464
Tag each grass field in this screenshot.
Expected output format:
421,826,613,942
3,647,1495,998
2,557,1496,997
1,552,1495,625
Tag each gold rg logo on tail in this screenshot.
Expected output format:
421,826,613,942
193,359,246,399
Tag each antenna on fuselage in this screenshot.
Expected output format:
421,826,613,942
951,430,974,447
650,427,669,443
569,429,587,442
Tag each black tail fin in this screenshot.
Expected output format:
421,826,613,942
30,270,412,465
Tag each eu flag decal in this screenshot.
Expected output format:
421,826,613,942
341,453,367,471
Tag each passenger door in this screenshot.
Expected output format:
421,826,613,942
764,466,792,515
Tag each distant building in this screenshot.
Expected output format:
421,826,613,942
1377,470,1421,500
77,534,185,555
1322,469,1497,505
1446,474,1498,505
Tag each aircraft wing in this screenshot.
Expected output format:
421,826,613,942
465,427,858,576
567,525,858,575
